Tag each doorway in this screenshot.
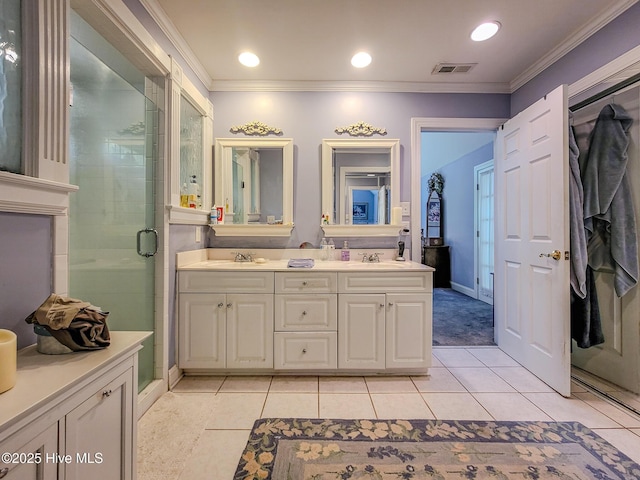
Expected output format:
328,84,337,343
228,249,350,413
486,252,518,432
419,130,496,346
569,78,640,408
68,13,163,392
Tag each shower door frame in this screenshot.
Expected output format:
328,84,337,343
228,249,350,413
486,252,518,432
70,0,173,415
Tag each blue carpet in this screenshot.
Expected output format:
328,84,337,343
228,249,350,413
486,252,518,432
433,288,494,346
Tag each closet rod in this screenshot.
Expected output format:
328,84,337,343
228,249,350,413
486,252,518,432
570,71,640,112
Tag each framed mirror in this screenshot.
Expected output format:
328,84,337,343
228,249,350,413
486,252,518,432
321,138,401,236
213,138,294,236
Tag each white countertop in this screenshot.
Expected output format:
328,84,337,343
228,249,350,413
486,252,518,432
176,248,433,272
0,331,151,438
179,259,433,272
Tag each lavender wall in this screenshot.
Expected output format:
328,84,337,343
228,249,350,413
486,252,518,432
168,224,208,366
511,2,640,115
0,213,52,349
210,91,510,250
122,0,209,97
439,143,494,290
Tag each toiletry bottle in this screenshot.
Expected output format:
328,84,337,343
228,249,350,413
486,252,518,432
341,240,350,261
328,238,335,260
210,205,218,224
320,237,328,261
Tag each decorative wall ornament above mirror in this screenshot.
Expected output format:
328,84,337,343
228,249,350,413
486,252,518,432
230,121,283,136
335,121,387,137
213,138,293,236
321,138,402,237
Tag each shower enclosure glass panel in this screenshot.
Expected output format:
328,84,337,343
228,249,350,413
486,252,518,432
68,30,158,392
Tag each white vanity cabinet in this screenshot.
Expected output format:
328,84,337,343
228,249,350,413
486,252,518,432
178,271,274,370
0,332,148,480
177,260,432,374
338,272,432,371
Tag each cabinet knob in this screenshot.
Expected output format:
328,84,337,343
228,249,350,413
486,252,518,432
302,348,307,354
301,310,307,316
379,304,385,308
0,467,9,478
217,302,224,308
102,389,112,397
302,281,308,286
227,303,232,308
388,302,394,306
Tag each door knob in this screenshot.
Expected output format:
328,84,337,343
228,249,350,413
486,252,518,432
539,250,561,261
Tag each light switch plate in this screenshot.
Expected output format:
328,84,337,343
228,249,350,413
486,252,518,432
400,202,410,216
195,227,201,243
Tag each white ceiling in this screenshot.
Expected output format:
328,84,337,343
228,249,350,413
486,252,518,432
146,0,638,93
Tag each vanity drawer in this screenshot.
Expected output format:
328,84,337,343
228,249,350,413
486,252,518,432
179,271,274,293
275,294,337,331
338,272,432,293
275,272,337,293
274,332,337,370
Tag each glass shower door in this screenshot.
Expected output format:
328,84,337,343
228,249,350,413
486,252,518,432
68,28,158,391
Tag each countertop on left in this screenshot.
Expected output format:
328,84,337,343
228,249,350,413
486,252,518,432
0,331,151,435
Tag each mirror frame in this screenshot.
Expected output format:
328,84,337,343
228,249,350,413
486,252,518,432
321,138,402,237
213,137,294,236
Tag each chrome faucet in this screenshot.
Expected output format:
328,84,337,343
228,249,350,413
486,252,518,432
360,252,383,263
232,252,255,262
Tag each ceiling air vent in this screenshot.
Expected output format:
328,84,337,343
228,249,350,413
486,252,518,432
432,63,477,74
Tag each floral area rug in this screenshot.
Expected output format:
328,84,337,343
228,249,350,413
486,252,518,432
234,418,640,479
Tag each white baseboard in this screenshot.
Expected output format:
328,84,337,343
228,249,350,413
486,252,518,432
137,379,165,418
169,364,183,390
450,281,477,299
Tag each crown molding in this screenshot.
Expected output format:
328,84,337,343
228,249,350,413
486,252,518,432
510,0,639,92
210,80,511,94
138,0,214,91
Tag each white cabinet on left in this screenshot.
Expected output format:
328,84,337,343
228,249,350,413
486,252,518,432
0,331,149,480
178,271,275,370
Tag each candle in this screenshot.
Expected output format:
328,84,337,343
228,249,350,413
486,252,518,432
391,206,403,225
0,329,17,394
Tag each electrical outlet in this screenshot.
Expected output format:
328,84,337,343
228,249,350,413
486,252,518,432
195,227,201,243
400,202,410,216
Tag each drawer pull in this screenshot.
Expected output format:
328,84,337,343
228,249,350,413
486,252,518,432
302,281,308,286
217,302,224,308
301,310,307,316
0,467,9,478
103,389,112,397
302,348,307,354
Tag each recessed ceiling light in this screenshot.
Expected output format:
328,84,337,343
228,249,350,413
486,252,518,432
470,21,501,42
351,52,372,68
238,52,260,67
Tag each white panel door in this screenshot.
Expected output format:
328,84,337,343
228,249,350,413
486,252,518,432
338,294,386,369
178,293,226,369
386,293,432,369
495,85,571,396
227,294,274,369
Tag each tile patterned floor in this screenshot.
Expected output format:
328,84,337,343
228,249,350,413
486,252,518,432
137,347,640,479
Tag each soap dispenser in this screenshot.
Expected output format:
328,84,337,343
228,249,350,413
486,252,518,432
341,241,350,261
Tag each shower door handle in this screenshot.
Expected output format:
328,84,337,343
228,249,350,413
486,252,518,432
137,228,158,258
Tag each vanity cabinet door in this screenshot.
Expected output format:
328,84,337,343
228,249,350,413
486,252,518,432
0,422,57,480
179,293,226,369
386,293,432,369
65,369,134,480
227,294,274,369
338,294,385,369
